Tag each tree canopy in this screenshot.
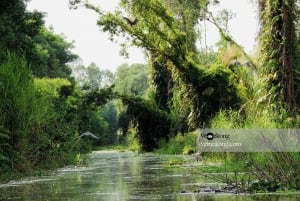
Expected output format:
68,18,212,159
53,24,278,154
1,0,300,190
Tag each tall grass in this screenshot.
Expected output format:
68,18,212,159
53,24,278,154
209,66,300,191
155,131,198,155
0,53,83,180
125,127,141,152
0,52,35,173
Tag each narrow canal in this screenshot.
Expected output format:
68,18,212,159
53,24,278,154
0,151,299,200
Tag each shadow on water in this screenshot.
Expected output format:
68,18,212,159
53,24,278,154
0,151,299,201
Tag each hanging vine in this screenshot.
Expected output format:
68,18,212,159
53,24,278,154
71,0,241,150
258,0,298,120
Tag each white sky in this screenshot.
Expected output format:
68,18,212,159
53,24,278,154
26,0,258,72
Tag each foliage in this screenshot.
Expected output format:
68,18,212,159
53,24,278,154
71,62,114,89
31,28,77,78
67,0,243,152
155,131,198,155
163,0,207,49
0,53,35,173
1,0,299,192
82,85,115,108
114,63,149,97
0,126,11,172
32,78,81,168
0,0,77,79
78,86,120,147
125,127,141,152
111,63,150,144
79,109,108,149
117,109,131,137
249,152,300,191
146,0,208,128
97,101,118,145
0,0,44,56
207,30,300,190
0,53,93,177
149,54,173,111
81,0,240,130
166,157,187,166
71,63,118,147
168,63,241,130
0,53,83,173
258,0,298,119
210,95,299,191
121,95,173,151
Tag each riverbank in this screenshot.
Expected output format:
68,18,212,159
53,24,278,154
1,150,300,201
2,128,300,196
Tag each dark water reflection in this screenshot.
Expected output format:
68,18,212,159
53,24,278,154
0,151,299,201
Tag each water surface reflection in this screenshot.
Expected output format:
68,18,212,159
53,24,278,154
0,151,299,201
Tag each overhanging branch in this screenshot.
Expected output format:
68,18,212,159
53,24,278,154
206,11,257,70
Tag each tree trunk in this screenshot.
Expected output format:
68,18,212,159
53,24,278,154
281,0,297,119
259,0,297,120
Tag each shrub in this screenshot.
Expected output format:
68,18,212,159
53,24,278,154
0,53,35,173
156,131,198,155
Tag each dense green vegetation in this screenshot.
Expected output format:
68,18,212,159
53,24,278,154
1,0,300,193
69,0,300,192
0,0,116,181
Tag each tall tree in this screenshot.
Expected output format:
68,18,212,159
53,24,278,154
86,63,105,90
149,54,172,110
258,0,298,120
89,0,238,119
72,0,240,149
0,0,44,58
149,0,208,112
0,0,76,79
71,62,114,89
114,63,149,97
163,0,208,56
31,28,77,78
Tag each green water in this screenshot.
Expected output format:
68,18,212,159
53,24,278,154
0,151,299,201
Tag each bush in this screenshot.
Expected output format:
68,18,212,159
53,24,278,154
122,96,173,151
209,106,300,191
207,63,300,191
155,131,198,155
126,127,141,152
32,78,81,168
0,52,35,173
